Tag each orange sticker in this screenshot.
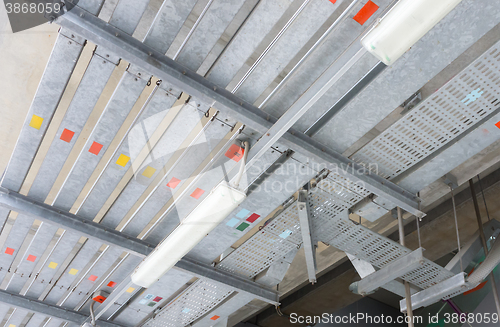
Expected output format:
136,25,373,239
89,141,103,155
60,128,75,143
167,177,181,189
353,1,379,25
190,188,205,199
225,144,244,162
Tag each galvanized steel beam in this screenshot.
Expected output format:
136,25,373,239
0,187,154,258
55,7,423,218
297,190,317,284
0,188,279,305
0,289,124,327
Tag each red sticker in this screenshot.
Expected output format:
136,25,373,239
167,177,181,189
27,255,36,262
210,315,220,321
353,0,379,25
89,141,103,155
329,0,337,3
246,214,260,223
190,188,205,199
495,121,500,129
107,281,117,288
93,295,106,303
5,247,14,255
153,296,163,302
60,128,75,143
225,144,244,162
88,275,98,282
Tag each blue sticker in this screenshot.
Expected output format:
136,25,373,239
139,299,148,305
226,218,240,227
236,209,250,218
182,308,191,313
462,87,483,105
144,294,154,300
279,230,293,239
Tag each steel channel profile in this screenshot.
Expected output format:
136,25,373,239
54,7,423,217
172,0,216,60
230,0,312,93
258,0,363,109
297,190,317,284
0,289,124,327
399,273,469,312
0,188,279,305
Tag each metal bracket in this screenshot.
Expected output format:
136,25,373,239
297,189,317,284
400,273,470,312
443,173,459,190
347,253,418,298
356,248,425,296
400,91,422,115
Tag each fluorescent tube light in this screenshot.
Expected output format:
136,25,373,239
131,181,246,288
361,0,462,65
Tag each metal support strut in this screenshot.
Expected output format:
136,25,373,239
398,207,414,327
297,188,317,284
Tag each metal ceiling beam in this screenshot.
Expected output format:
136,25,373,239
0,289,124,327
0,187,154,258
0,188,279,304
55,6,423,218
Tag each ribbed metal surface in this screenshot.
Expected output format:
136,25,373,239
309,185,455,290
145,280,233,327
216,174,368,279
352,42,500,179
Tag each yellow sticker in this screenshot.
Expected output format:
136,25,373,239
8,324,16,327
116,154,131,167
142,166,157,178
48,262,58,269
29,115,44,130
69,268,79,275
126,287,136,293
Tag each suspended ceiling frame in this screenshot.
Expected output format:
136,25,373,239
55,5,423,218
0,0,498,326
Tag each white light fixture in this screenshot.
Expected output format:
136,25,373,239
361,0,463,65
131,141,250,288
131,181,246,287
